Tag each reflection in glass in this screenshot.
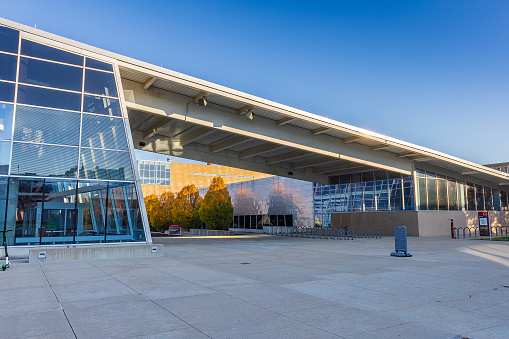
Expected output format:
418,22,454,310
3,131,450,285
79,148,133,181
501,192,508,211
11,178,45,245
0,81,15,103
11,142,78,178
0,141,10,174
363,182,375,211
492,189,501,211
447,179,458,210
0,103,14,140
427,178,437,210
437,177,448,210
351,183,363,212
19,57,83,91
389,179,403,211
84,69,118,97
0,26,19,53
475,185,484,210
17,85,81,111
14,105,80,146
458,181,466,210
403,177,415,210
416,177,427,210
21,39,83,66
81,114,128,150
484,186,492,210
85,58,113,72
466,182,475,210
375,180,389,211
83,95,122,117
0,53,17,81
40,180,77,244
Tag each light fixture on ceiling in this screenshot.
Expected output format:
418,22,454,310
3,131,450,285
246,111,254,120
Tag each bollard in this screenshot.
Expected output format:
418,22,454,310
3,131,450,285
450,219,456,239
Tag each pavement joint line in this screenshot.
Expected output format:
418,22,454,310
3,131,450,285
85,260,213,339
162,239,460,337
147,266,346,338
38,263,78,339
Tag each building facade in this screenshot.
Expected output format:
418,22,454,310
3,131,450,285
0,25,147,246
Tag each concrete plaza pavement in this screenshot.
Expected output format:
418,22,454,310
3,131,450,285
1,235,508,339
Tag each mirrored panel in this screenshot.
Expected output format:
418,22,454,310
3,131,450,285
17,85,82,111
11,142,78,178
14,105,80,146
84,69,118,97
81,114,128,150
0,81,15,103
79,148,133,181
85,58,113,72
0,53,17,81
0,103,14,140
83,95,122,117
0,141,10,174
21,39,83,66
19,57,83,92
0,26,19,53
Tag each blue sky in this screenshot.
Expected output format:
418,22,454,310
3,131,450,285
2,0,508,164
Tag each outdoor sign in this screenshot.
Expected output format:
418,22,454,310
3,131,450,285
169,225,181,236
390,226,412,257
478,212,491,238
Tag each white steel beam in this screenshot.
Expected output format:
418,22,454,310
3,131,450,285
143,77,157,90
265,151,310,165
179,126,215,146
342,136,363,144
237,105,252,115
311,127,330,135
210,135,251,153
239,143,284,159
292,157,338,170
397,151,419,157
370,144,390,151
277,117,295,125
142,117,173,139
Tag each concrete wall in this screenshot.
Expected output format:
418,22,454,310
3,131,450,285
331,210,509,237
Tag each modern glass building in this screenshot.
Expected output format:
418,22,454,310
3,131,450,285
0,25,147,246
138,159,171,185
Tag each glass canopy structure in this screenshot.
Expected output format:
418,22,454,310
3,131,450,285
0,25,147,246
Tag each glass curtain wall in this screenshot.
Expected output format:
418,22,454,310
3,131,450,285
314,171,415,226
0,25,146,246
414,168,507,212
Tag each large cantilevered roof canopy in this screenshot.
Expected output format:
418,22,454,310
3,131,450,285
4,17,509,186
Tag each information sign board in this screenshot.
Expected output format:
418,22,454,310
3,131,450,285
478,212,490,238
391,226,412,257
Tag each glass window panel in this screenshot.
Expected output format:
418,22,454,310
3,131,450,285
466,183,476,211
285,215,293,227
374,170,387,181
17,85,81,111
403,177,415,210
21,39,83,66
0,103,14,140
0,53,17,81
492,189,501,211
0,141,10,174
501,191,508,211
81,114,128,150
10,178,44,245
329,176,339,185
233,215,238,227
79,148,133,181
40,179,77,244
361,171,374,182
239,215,244,227
11,142,78,178
458,181,466,211
375,180,389,211
363,181,375,211
351,183,363,212
0,178,10,244
106,182,137,242
76,181,107,243
250,215,257,229
0,81,15,103
387,171,401,180
427,178,438,210
475,185,484,210
447,179,458,210
340,174,351,184
484,186,493,210
14,105,80,146
84,69,118,97
417,177,427,210
83,95,122,117
389,179,403,211
351,173,361,183
0,26,19,53
85,58,113,72
415,169,426,178
19,57,82,91
437,177,448,210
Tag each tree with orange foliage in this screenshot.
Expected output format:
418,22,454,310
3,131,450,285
171,184,202,231
199,176,233,230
